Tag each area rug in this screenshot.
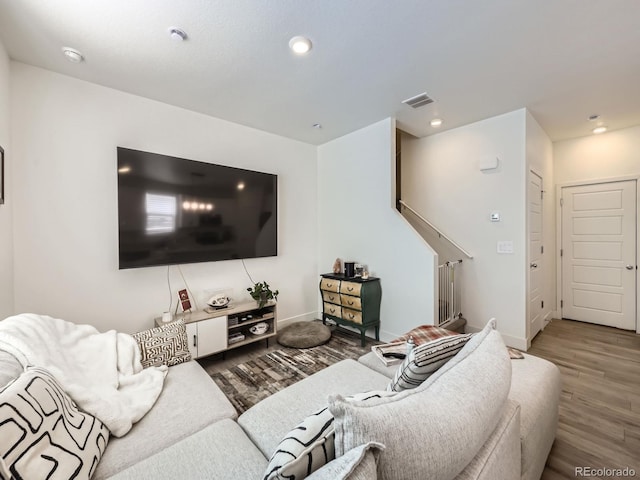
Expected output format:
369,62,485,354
208,328,374,414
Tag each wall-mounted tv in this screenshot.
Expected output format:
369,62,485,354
117,147,277,269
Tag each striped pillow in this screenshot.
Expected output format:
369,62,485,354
263,392,395,480
387,333,473,392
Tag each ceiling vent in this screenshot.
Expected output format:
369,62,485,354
402,92,434,109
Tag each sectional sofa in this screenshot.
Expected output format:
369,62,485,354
0,321,561,480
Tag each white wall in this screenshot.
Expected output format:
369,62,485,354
318,118,437,341
401,109,528,348
0,40,13,319
525,111,555,336
11,63,318,334
554,125,640,184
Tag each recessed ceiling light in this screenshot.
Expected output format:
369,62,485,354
237,181,245,191
592,126,607,134
117,166,131,174
168,27,188,42
62,47,84,63
430,118,443,127
289,36,312,55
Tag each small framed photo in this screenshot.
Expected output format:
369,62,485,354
178,288,192,312
0,145,4,205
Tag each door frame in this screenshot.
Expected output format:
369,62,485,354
555,174,640,333
527,169,544,346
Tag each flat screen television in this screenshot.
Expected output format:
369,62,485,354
117,147,277,269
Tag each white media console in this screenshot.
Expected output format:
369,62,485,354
155,300,277,359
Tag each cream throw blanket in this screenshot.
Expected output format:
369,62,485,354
0,313,167,437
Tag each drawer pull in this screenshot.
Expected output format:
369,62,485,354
329,295,336,301
348,300,354,305
348,313,354,319
347,287,354,292
327,283,333,288
330,308,336,314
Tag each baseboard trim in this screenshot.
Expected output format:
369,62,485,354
276,311,318,329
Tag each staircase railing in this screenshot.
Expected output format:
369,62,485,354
438,260,463,327
399,200,473,259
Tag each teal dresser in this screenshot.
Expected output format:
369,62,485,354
319,274,381,346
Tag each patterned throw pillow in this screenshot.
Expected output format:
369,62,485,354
132,319,191,368
263,392,395,480
387,333,473,392
0,367,110,480
305,442,385,480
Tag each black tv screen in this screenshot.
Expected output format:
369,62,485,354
117,147,277,269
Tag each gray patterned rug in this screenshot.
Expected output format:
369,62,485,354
206,328,375,414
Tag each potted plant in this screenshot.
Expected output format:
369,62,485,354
247,281,279,308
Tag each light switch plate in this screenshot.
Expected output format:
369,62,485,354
490,212,501,222
497,241,514,254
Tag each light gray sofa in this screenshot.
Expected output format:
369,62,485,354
0,324,561,480
104,324,561,480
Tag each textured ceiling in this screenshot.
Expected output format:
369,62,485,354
0,0,639,145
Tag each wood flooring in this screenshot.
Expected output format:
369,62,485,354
529,318,640,478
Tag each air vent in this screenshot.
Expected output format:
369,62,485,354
402,92,434,109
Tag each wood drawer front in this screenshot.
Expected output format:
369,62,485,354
324,302,342,317
322,290,341,304
340,281,362,296
320,278,341,293
342,308,363,324
340,294,362,310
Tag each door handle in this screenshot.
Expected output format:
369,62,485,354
626,265,635,270
530,263,538,268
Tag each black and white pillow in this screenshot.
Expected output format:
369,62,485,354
263,392,395,480
132,319,191,368
387,333,473,392
306,442,385,480
0,366,110,480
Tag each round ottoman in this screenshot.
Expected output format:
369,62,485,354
277,321,332,349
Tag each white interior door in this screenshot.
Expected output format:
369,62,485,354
561,180,636,330
528,171,543,340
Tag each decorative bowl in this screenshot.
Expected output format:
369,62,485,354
250,322,269,335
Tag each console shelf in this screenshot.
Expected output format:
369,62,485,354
155,300,277,360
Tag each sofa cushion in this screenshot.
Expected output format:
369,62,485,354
329,322,511,480
0,350,22,388
509,353,561,480
306,442,385,480
108,419,268,480
239,359,390,459
92,360,236,479
131,319,191,368
387,333,473,392
0,366,109,480
454,400,521,480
